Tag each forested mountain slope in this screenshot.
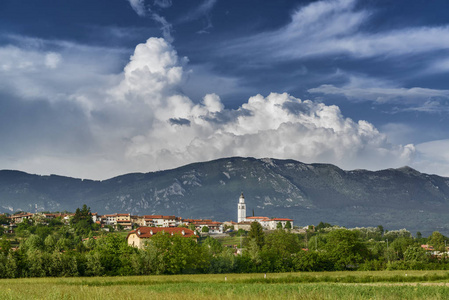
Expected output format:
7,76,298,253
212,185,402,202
1,157,449,235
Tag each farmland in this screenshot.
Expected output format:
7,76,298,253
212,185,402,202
2,271,449,300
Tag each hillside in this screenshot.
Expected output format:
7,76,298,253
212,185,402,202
1,157,449,235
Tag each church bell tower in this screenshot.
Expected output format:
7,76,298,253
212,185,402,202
237,192,246,223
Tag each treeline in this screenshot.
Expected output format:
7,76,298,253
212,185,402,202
1,214,449,277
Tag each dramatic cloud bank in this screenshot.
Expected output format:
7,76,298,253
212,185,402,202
2,37,411,179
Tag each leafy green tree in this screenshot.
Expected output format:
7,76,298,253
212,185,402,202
316,222,332,232
428,231,447,252
0,239,11,255
248,222,264,249
390,236,415,260
260,229,302,272
70,204,94,236
377,225,384,236
236,228,247,237
276,222,283,229
26,250,48,277
404,246,428,263
0,214,9,225
55,237,73,252
293,250,334,271
145,233,206,274
208,247,235,273
246,238,262,267
0,253,17,278
84,252,104,276
285,221,292,229
201,226,210,233
94,234,135,276
23,234,44,252
35,225,52,240
324,229,369,270
44,235,57,252
202,236,223,256
15,219,32,238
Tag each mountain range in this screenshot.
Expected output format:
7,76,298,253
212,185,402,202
1,157,449,236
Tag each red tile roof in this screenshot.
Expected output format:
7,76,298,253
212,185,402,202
143,215,177,220
271,218,293,221
421,244,435,251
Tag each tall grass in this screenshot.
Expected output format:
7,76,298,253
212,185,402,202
1,271,449,299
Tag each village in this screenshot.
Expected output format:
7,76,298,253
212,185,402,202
2,193,446,259
2,193,295,247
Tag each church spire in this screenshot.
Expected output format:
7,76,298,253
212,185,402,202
237,192,246,223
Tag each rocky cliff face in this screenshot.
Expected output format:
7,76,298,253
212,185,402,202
1,157,449,235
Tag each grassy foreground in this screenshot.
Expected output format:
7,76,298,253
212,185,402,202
2,271,449,300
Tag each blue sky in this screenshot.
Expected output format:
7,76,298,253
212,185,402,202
0,0,448,179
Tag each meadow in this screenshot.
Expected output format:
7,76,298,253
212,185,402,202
2,270,449,300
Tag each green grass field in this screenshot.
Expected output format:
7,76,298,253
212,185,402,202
2,271,449,300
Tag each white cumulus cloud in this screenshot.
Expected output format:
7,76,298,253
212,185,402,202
0,37,424,179
83,38,415,176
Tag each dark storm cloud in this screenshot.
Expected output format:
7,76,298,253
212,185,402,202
169,117,191,126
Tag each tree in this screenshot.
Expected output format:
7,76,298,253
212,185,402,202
145,233,206,274
404,246,428,263
22,234,44,252
390,236,415,260
248,222,265,249
0,214,9,225
261,229,302,272
285,221,292,229
377,225,384,236
276,222,283,229
44,235,57,252
428,231,447,252
70,205,94,236
0,239,11,255
201,226,209,233
316,222,332,232
324,229,369,270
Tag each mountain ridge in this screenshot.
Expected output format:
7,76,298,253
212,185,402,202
1,157,449,235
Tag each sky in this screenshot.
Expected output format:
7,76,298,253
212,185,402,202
0,0,449,180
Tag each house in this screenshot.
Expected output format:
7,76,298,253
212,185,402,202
222,221,237,231
246,216,271,228
131,215,142,226
116,213,132,230
91,213,99,223
234,221,252,231
270,218,294,229
143,215,179,227
10,212,34,224
103,214,117,226
183,219,223,234
245,216,294,230
127,226,197,249
421,244,434,251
